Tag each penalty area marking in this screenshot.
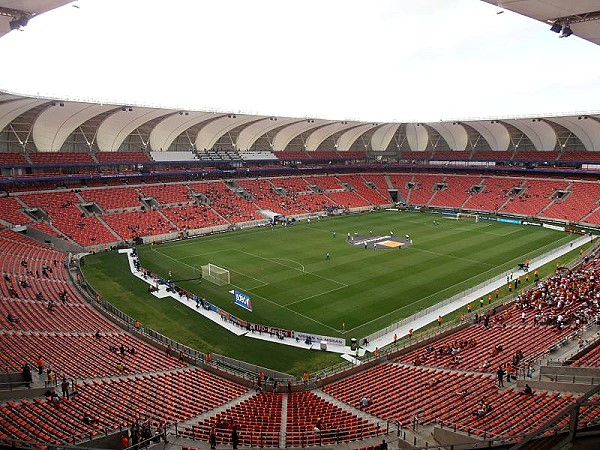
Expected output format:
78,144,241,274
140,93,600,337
267,258,305,272
236,249,348,288
150,247,338,332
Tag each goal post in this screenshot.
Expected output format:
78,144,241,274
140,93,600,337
456,212,479,223
201,263,230,286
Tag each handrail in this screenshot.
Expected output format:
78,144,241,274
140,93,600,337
174,418,394,448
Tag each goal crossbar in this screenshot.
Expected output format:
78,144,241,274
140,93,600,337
456,212,479,222
201,263,230,286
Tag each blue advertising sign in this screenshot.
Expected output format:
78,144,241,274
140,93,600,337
234,290,252,312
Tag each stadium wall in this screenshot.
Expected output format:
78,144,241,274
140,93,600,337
25,226,85,253
433,427,485,447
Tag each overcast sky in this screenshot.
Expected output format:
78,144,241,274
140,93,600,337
0,0,599,122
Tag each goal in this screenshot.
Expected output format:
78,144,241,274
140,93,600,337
201,264,230,286
457,212,479,222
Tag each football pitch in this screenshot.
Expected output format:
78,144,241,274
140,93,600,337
135,210,571,339
83,210,583,374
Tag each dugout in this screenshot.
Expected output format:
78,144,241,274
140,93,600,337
260,209,286,223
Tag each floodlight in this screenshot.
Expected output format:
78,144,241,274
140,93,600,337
560,26,573,37
550,21,562,33
9,15,29,30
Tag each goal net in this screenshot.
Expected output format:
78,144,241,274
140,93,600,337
201,264,230,286
456,212,479,222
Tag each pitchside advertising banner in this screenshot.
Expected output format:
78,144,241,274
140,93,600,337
234,290,252,312
293,331,346,347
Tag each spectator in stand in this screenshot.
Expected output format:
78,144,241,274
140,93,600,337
37,356,44,375
473,400,492,417
425,376,442,388
22,363,32,388
83,413,99,426
231,426,239,450
497,366,505,388
50,390,61,407
359,395,371,409
456,389,469,398
209,426,217,449
6,313,19,324
120,432,129,450
61,378,70,399
315,417,323,431
523,384,533,395
505,364,513,383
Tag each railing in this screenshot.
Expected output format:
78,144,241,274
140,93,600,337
434,419,506,440
539,373,600,385
174,419,395,448
0,379,29,390
311,320,465,381
206,353,292,381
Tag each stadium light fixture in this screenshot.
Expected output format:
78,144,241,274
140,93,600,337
550,21,562,33
560,25,573,38
9,14,30,30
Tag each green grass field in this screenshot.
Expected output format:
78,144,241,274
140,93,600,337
82,211,576,374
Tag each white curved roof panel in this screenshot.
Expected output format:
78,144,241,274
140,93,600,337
426,122,469,151
370,123,400,151
236,117,304,151
96,107,170,152
271,119,332,151
33,102,116,151
336,123,378,152
0,97,47,132
467,120,511,150
502,118,557,150
546,115,600,151
405,124,429,152
195,114,263,151
149,112,218,152
305,122,361,152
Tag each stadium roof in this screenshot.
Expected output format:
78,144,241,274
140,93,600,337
2,90,600,153
483,0,600,45
0,0,73,37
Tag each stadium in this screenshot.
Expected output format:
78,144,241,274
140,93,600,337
0,1,600,450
